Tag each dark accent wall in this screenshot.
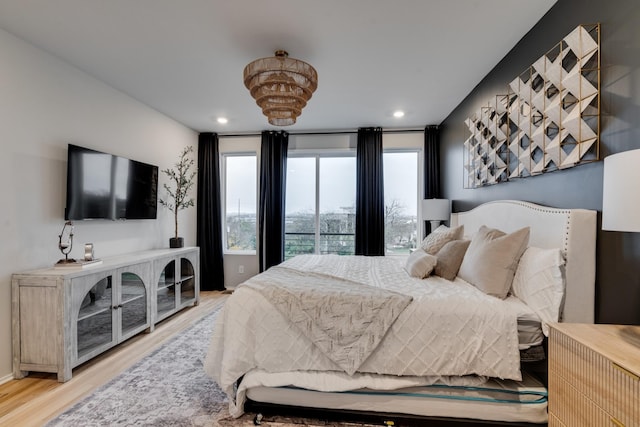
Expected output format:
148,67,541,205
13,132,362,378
439,0,640,324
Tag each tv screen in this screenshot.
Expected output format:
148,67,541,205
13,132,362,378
65,144,158,220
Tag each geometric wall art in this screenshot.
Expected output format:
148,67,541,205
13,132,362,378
464,24,600,188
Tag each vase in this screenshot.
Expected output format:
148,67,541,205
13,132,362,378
169,237,184,248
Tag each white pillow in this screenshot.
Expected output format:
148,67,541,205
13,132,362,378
512,246,566,336
404,249,438,279
420,224,464,255
457,226,530,299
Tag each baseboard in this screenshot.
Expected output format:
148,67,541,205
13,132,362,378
0,372,14,385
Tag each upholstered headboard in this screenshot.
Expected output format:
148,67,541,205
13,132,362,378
450,200,597,324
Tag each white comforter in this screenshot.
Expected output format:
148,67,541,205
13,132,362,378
205,255,522,416
242,266,413,375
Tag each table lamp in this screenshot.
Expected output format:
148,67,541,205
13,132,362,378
422,198,451,232
602,149,640,232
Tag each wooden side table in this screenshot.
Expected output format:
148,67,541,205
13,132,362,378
548,323,640,426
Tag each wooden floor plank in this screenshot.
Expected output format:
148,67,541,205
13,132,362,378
0,291,227,426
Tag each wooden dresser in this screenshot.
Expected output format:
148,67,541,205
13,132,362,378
12,247,199,382
549,323,640,426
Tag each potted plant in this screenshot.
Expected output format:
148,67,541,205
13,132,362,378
159,146,196,248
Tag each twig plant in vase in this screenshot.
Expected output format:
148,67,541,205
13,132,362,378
160,146,196,248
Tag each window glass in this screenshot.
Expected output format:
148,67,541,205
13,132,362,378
224,155,257,251
319,157,356,255
383,151,418,255
285,157,317,256
285,155,356,258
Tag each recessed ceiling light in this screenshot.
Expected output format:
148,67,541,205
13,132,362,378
217,117,228,124
393,111,405,118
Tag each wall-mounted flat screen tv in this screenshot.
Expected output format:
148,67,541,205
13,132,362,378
65,144,158,220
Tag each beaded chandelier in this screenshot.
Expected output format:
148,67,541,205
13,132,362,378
243,50,318,126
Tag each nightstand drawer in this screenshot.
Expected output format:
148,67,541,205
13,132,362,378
549,372,626,426
549,326,640,426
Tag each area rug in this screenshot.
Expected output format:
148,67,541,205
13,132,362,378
46,301,375,427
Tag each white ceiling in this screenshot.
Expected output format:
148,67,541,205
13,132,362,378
0,0,556,134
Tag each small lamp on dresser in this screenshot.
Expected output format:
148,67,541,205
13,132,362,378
422,198,450,234
602,149,640,232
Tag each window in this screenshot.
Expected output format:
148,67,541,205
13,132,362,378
319,157,357,255
383,151,419,255
285,155,356,259
223,154,257,252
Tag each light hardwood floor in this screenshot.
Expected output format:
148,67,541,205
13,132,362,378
0,291,229,427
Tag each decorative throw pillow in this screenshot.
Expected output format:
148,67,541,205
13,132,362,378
512,246,566,335
458,225,530,299
419,225,464,255
404,249,438,279
433,239,471,281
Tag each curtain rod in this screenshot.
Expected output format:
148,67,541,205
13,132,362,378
217,128,428,138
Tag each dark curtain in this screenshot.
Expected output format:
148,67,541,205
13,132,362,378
424,125,441,235
258,130,289,272
424,125,440,199
355,127,385,256
196,132,225,291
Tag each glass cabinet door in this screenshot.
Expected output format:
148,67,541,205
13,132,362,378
120,272,147,335
77,276,113,358
179,257,195,305
157,260,176,317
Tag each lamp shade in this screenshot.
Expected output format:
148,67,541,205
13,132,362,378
422,198,450,221
602,149,640,232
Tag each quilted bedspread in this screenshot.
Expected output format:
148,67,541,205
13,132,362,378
205,255,522,415
242,266,413,375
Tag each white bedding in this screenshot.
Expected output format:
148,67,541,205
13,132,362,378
205,201,597,423
205,254,527,417
507,295,545,349
242,265,412,375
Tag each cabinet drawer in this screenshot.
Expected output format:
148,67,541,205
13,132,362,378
550,329,640,425
550,372,628,426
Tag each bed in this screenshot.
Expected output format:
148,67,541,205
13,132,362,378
205,200,596,425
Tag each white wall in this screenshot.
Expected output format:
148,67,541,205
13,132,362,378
0,28,197,381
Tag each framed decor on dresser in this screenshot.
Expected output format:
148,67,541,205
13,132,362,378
549,323,640,426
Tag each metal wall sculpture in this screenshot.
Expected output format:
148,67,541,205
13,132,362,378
464,24,600,188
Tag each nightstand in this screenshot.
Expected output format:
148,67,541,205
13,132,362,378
548,323,640,426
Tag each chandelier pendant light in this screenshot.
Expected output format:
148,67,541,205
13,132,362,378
243,50,318,126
